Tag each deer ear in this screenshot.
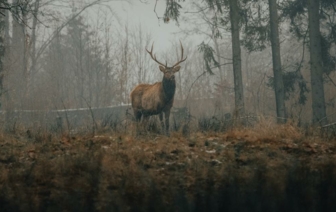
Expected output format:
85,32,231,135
173,66,181,73
159,66,166,73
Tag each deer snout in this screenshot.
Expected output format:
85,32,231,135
170,75,175,80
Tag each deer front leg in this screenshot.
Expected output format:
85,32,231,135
164,110,170,136
159,112,165,133
134,110,142,122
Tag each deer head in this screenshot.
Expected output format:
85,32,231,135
146,41,187,81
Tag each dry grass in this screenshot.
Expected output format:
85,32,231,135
0,121,336,211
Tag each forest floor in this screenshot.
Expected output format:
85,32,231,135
0,122,336,211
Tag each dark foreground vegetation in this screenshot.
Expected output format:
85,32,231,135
0,122,336,212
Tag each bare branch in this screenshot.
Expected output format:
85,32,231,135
34,0,104,64
184,6,210,14
153,0,161,25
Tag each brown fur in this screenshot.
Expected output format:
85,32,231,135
131,43,186,135
131,82,173,116
130,66,181,135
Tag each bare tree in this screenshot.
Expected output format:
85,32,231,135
229,0,245,119
0,1,7,108
268,0,286,123
307,0,327,125
130,24,153,85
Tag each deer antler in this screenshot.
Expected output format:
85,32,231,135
146,43,167,67
171,40,187,68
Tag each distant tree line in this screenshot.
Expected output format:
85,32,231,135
0,0,335,126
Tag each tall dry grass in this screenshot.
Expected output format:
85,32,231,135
0,120,335,211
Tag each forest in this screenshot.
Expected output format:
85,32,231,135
0,0,336,211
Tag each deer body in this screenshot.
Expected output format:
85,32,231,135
131,80,175,116
130,43,186,136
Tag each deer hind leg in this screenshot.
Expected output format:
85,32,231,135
164,110,170,136
133,110,142,136
141,114,150,133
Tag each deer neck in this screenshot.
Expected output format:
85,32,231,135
162,77,176,101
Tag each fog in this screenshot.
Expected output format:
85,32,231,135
1,2,336,210
1,0,336,129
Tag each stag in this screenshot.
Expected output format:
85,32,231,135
130,42,187,136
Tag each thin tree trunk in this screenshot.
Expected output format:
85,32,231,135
307,0,327,125
30,0,40,88
22,5,30,104
122,28,129,104
229,0,245,119
0,2,6,108
12,0,25,109
80,32,84,107
268,0,286,123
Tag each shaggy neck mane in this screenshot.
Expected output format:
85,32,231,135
162,77,176,101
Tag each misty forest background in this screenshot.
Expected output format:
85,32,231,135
2,1,336,211
0,0,336,128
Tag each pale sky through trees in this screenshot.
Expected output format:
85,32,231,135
110,0,192,51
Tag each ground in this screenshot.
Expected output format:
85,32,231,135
0,122,336,211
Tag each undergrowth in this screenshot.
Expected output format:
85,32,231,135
0,121,336,211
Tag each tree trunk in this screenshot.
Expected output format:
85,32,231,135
22,5,29,103
0,3,6,108
30,0,40,88
229,0,245,119
307,0,327,125
268,0,286,123
11,0,25,109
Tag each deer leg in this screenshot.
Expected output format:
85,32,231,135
142,114,150,132
133,109,142,122
133,110,142,136
164,110,170,136
159,112,164,133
